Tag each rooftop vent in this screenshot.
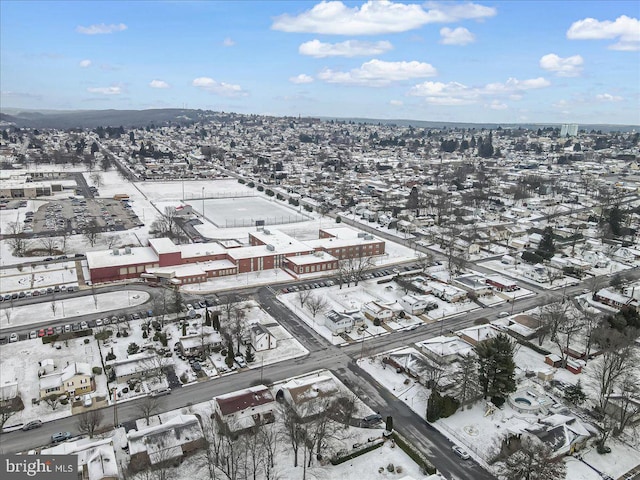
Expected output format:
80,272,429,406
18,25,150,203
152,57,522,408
125,247,132,254
357,232,366,238
263,229,271,235
266,244,275,251
113,249,119,256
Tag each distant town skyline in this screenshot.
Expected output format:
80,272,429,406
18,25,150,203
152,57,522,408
1,1,639,125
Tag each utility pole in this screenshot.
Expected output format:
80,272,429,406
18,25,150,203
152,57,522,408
112,387,118,427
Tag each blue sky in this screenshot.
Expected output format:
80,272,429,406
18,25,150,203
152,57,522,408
1,1,639,125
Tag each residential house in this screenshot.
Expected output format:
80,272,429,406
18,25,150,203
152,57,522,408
429,282,468,303
457,324,503,347
278,374,341,420
176,330,222,357
453,274,493,297
39,362,95,399
362,301,394,322
41,437,119,480
324,310,354,334
213,385,276,434
128,414,205,472
594,288,636,309
416,336,473,364
107,353,158,383
399,294,431,315
250,323,277,351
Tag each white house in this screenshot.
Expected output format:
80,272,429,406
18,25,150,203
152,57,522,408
581,250,609,268
416,336,473,364
429,282,468,303
399,294,430,315
324,310,353,334
250,323,277,351
41,437,119,480
362,301,394,322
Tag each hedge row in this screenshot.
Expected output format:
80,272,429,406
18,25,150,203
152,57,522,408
517,338,551,356
330,439,384,465
42,329,92,344
391,431,436,475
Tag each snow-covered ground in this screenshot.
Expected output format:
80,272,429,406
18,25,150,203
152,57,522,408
0,291,149,330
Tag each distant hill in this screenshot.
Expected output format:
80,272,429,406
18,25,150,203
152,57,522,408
0,108,637,132
320,117,639,133
0,108,205,129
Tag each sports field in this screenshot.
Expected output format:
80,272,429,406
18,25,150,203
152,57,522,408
193,196,307,227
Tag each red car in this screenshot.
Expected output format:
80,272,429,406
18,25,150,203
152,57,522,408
38,329,45,337
46,327,54,336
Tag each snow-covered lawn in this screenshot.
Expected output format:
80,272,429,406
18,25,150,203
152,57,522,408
0,291,150,330
1,261,79,293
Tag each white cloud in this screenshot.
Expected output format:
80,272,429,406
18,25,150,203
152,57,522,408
192,77,247,97
76,23,127,35
86,86,122,95
79,59,92,68
567,15,640,51
149,80,170,89
439,26,475,45
223,37,235,47
408,76,550,105
596,93,623,102
299,39,393,57
390,100,403,106
318,59,437,86
488,100,508,110
539,53,583,77
272,0,496,35
289,74,314,84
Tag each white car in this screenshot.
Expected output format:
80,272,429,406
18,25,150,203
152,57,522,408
80,321,88,330
95,319,103,327
29,330,37,339
452,446,470,460
9,332,18,343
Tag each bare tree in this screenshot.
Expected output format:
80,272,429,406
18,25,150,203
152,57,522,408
280,403,303,467
258,423,278,480
6,221,27,256
552,313,584,368
106,234,121,249
297,289,311,307
415,252,434,272
307,294,329,318
50,301,58,317
142,355,171,385
83,218,101,247
0,403,18,429
546,268,564,286
500,435,566,480
89,172,103,187
589,326,635,413
77,409,103,438
536,302,569,346
137,396,162,426
39,237,59,256
613,371,640,435
43,394,62,410
3,307,13,326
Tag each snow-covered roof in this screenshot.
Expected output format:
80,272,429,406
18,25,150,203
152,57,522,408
285,251,338,266
86,246,159,270
417,336,473,359
127,414,203,463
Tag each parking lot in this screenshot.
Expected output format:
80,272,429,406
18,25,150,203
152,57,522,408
24,197,143,235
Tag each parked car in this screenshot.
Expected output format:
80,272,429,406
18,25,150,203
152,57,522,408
150,388,171,398
191,362,202,372
29,330,37,339
9,332,18,343
51,432,72,443
95,319,103,327
80,321,88,330
452,446,470,460
22,420,43,431
46,327,54,336
234,356,247,368
362,414,382,424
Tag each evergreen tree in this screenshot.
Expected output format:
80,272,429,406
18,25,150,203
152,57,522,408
608,205,624,237
564,380,586,405
225,346,235,368
476,333,516,401
406,186,419,211
245,346,255,363
536,226,556,259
